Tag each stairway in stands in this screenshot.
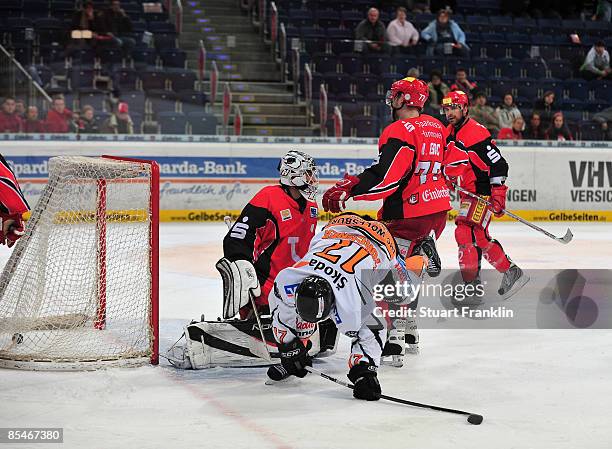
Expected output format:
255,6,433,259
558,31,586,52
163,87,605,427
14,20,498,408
179,0,314,136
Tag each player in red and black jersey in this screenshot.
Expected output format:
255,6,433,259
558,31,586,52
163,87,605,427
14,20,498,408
0,154,29,248
322,77,468,273
217,151,319,320
442,90,528,299
322,77,468,362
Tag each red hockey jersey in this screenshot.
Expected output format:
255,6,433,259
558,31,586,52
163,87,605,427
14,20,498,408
446,118,509,195
0,154,29,216
351,114,468,219
223,184,318,307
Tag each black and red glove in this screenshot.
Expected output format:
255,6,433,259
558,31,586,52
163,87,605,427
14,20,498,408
322,174,360,213
0,213,26,248
490,184,508,217
444,176,457,192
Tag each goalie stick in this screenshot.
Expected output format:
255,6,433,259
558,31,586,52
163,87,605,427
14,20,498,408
223,216,272,362
453,184,573,245
305,366,484,425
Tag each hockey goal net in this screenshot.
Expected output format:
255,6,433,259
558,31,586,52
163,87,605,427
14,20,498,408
0,156,159,370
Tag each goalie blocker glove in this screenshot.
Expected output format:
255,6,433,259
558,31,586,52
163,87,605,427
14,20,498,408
348,362,381,401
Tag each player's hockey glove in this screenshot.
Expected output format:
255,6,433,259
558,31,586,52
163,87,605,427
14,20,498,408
348,362,381,401
490,184,508,217
278,338,312,378
0,213,25,248
322,174,360,213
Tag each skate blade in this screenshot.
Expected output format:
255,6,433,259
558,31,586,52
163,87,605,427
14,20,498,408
499,274,530,300
405,344,420,355
381,356,404,368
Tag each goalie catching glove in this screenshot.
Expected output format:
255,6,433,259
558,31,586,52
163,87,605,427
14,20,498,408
215,257,261,319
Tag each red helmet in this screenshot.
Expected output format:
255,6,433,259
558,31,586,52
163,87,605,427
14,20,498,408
442,90,469,109
386,77,429,109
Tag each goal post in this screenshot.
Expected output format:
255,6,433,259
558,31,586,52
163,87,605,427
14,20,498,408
0,155,160,370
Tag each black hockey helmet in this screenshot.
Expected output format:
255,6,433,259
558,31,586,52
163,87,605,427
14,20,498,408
295,276,334,323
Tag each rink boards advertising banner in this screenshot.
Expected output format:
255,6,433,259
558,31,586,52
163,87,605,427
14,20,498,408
1,136,611,222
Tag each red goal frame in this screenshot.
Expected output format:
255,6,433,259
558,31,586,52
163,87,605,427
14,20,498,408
99,155,160,365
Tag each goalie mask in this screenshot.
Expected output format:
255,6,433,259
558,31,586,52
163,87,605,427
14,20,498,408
278,150,319,202
295,275,334,323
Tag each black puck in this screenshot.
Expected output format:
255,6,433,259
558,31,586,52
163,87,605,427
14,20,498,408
467,414,483,425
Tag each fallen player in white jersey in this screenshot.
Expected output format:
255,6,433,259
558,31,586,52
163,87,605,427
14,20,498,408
267,213,426,400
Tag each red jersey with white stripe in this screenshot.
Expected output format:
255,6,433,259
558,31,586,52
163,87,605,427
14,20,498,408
0,154,29,216
223,185,318,308
351,114,468,219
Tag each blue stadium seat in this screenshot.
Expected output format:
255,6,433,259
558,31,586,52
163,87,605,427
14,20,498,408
392,55,419,75
580,121,605,140
313,53,337,73
167,69,197,92
330,39,355,55
512,17,537,34
188,111,218,134
591,81,612,103
365,54,391,75
353,115,380,137
300,27,326,39
158,111,187,134
178,90,207,115
563,80,589,101
304,38,327,55
154,33,178,51
548,61,573,80
354,73,379,97
147,89,177,116
522,59,547,79
113,67,138,91
325,116,352,137
160,49,187,68
119,91,146,115
71,68,96,90
288,9,313,27
562,98,585,111
339,53,363,75
324,72,353,96
471,58,494,78
490,79,512,99
141,69,167,91
132,49,157,69
381,72,402,90
98,48,123,65
315,10,341,29
496,61,521,79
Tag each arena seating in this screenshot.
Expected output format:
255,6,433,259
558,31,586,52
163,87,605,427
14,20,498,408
278,0,610,138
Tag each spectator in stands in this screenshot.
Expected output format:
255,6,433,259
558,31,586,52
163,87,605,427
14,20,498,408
355,8,387,53
450,68,477,98
103,0,135,57
427,70,450,111
103,102,133,134
69,1,108,55
407,67,420,78
496,93,522,130
580,41,611,80
421,9,469,57
524,113,546,140
498,116,525,140
470,92,500,135
44,96,75,133
14,100,25,119
78,105,100,134
533,90,557,129
0,97,23,133
545,112,573,141
386,7,419,54
592,0,612,21
23,106,45,133
593,107,612,141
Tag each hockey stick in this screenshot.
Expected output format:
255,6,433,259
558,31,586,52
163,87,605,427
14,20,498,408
453,184,573,244
305,366,483,425
223,216,272,362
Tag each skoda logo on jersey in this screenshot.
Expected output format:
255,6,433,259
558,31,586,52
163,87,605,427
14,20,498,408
310,206,318,218
281,209,292,221
283,283,300,299
308,258,348,289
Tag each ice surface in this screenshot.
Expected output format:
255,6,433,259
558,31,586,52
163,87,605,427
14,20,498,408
1,222,611,449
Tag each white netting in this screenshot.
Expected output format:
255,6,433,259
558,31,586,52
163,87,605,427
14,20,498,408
0,156,158,370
